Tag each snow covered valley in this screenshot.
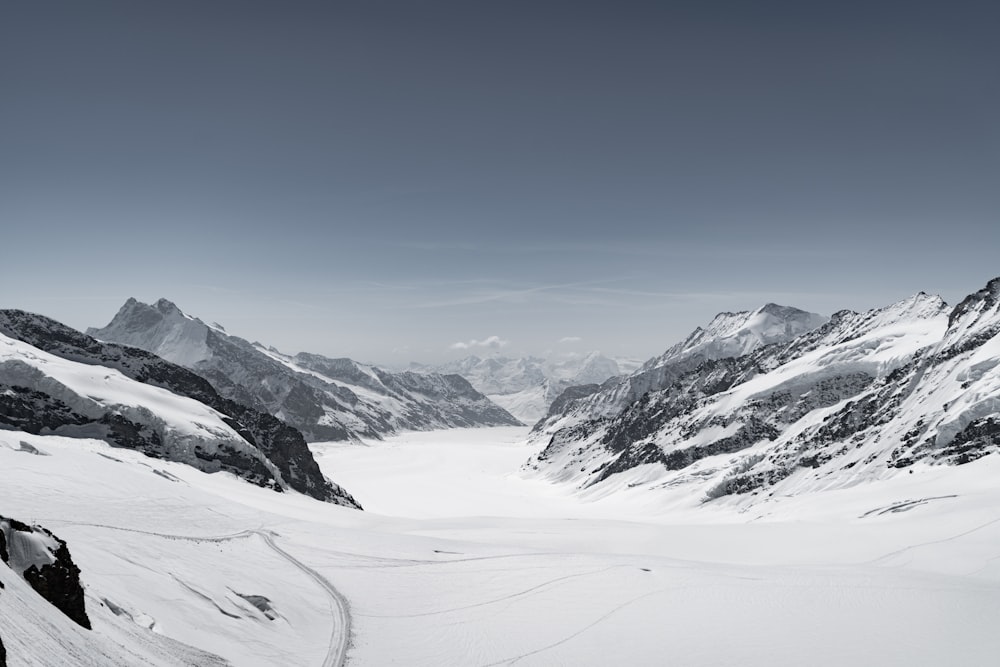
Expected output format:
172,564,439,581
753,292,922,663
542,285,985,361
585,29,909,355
4,426,1000,666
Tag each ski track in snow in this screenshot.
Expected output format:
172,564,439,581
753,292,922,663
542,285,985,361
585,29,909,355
41,521,351,667
480,587,671,667
258,531,351,667
358,565,630,618
866,515,1000,567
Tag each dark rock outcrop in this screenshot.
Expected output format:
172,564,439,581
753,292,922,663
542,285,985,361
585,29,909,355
1,516,91,629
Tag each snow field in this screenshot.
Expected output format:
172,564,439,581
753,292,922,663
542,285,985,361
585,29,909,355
4,427,1000,666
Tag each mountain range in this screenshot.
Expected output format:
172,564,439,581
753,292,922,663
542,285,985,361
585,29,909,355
4,278,1000,665
526,279,1000,508
87,298,521,442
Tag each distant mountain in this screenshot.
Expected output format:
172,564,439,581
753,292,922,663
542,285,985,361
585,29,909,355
0,309,360,508
88,299,520,442
417,352,639,423
526,283,1000,505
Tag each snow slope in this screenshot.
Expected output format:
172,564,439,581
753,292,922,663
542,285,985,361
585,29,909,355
4,426,1000,666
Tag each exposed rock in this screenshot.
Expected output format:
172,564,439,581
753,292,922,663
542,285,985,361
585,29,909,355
1,516,91,629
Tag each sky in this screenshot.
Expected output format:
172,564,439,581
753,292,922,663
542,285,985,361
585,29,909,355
2,1,998,365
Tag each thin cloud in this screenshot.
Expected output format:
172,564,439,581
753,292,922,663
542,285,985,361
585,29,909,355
411,278,631,309
558,336,582,344
450,335,508,350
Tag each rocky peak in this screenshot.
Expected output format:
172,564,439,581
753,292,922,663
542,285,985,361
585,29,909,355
88,298,211,367
947,276,1000,330
758,303,802,317
154,298,183,315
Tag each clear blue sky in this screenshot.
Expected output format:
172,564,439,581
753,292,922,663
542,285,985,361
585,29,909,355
2,1,998,364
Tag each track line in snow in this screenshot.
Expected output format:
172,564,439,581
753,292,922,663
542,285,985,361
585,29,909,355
479,587,671,667
358,565,631,618
259,531,351,667
41,521,351,667
865,515,1000,565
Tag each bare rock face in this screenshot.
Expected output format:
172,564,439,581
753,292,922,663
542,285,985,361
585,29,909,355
1,516,91,630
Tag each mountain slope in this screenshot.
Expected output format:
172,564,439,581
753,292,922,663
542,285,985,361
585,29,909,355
526,283,1000,507
532,303,829,432
0,310,359,508
88,299,520,441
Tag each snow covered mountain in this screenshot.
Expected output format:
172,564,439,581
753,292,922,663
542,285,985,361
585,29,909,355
0,309,359,508
418,352,639,423
527,281,1000,507
87,299,520,442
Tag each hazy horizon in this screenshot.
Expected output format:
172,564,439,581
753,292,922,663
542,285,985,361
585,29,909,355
4,1,998,364
26,281,992,368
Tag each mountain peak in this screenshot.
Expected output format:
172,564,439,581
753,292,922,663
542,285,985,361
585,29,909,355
883,291,948,322
155,298,182,315
947,276,1000,331
89,298,211,366
757,303,810,319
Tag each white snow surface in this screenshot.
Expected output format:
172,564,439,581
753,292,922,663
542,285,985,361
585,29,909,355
4,426,1000,666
